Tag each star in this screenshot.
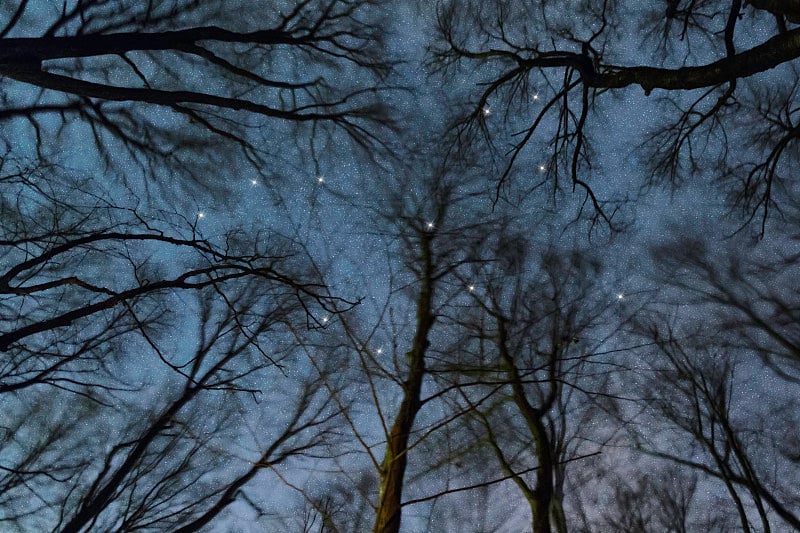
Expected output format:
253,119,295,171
426,221,435,230
321,316,329,324
539,164,546,172
532,94,540,101
197,211,205,219
250,179,258,185
317,175,325,184
616,293,624,301
376,347,383,355
483,106,491,116
468,285,475,292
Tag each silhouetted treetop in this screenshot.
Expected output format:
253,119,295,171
432,0,800,232
0,0,394,184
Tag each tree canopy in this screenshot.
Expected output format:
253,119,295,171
1,2,799,532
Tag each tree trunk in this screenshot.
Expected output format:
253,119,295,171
372,235,435,533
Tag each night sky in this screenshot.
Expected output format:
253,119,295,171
1,1,799,532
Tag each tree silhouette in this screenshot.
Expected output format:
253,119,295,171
619,233,800,531
450,247,613,533
0,156,355,531
0,0,393,184
4,2,800,531
431,0,800,230
0,158,347,384
359,164,499,533
3,284,346,532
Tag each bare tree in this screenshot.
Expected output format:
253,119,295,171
298,150,628,532
0,0,394,185
0,156,345,386
12,3,800,531
2,282,346,532
439,242,616,533
595,467,729,532
617,233,800,531
364,166,497,533
430,0,800,230
0,3,392,530
287,151,506,533
0,154,357,531
628,325,800,531
649,235,800,383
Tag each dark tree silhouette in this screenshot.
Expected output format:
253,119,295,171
0,156,355,531
436,242,617,533
3,285,347,532
304,153,624,532
617,234,800,531
596,468,725,532
6,2,800,531
0,157,347,390
431,0,800,230
362,166,498,533
289,151,508,533
0,0,393,184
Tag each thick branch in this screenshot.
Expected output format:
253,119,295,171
750,0,800,23
0,27,300,65
515,27,800,93
373,234,436,533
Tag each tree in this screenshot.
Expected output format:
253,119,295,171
0,157,343,386
2,284,347,532
0,2,391,530
0,0,393,186
275,148,513,533
628,325,800,531
8,2,800,531
449,246,614,533
300,148,627,532
431,0,800,230
649,234,800,383
0,157,354,531
617,233,800,531
595,467,723,532
354,163,498,533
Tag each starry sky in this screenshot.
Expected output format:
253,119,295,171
1,1,799,532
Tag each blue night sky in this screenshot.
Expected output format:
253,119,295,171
1,1,799,532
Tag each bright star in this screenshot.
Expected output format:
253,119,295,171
532,94,540,101
539,164,546,172
616,293,624,301
468,285,475,292
317,175,325,184
250,179,258,185
426,221,435,230
197,211,205,219
321,316,329,324
376,347,383,355
483,107,491,116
